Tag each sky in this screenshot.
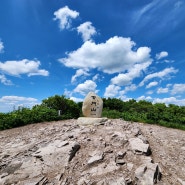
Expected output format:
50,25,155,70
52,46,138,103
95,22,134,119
0,0,185,112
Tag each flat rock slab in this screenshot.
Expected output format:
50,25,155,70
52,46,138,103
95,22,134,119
77,117,108,125
129,138,151,155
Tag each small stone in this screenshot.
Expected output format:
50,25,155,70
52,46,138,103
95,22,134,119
87,152,104,165
57,141,69,148
117,151,126,158
127,163,134,171
115,158,125,165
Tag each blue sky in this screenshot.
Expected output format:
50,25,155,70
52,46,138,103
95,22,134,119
0,0,185,112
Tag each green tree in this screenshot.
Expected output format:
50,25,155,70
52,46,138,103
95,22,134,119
41,95,80,119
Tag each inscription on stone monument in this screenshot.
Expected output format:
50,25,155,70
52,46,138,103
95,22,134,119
82,92,103,118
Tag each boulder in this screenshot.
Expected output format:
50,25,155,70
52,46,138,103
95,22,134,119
82,92,103,118
135,163,161,185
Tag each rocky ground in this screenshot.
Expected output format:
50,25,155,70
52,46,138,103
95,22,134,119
0,119,185,185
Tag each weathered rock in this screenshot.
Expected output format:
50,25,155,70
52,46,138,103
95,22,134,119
4,119,184,185
68,142,81,162
177,178,185,185
129,138,151,155
82,92,103,118
87,151,104,165
115,151,126,165
135,163,161,185
77,117,108,125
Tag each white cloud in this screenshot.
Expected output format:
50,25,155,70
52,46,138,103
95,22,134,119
70,97,83,102
120,84,137,95
77,21,97,42
146,81,158,89
92,74,104,82
92,74,99,81
53,6,79,30
104,84,121,98
59,36,152,74
139,67,178,87
71,69,89,83
137,95,152,101
155,51,168,60
0,96,39,112
74,80,97,96
157,87,169,94
0,40,4,53
111,73,132,86
171,84,185,95
125,84,137,92
0,74,13,85
0,59,49,77
146,90,154,95
153,97,185,106
111,61,151,86
136,95,185,106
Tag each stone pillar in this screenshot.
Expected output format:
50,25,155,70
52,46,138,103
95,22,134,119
77,92,107,125
82,92,103,118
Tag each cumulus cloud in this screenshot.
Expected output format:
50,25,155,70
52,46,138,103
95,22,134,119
111,74,132,86
0,96,39,112
157,87,169,94
0,40,4,53
137,95,152,101
155,51,168,60
70,97,83,102
0,59,49,77
74,80,97,96
153,97,185,106
171,84,185,95
139,67,178,87
77,21,97,42
120,84,137,95
111,61,151,86
54,6,79,30
146,81,158,89
104,84,121,98
59,36,152,74
71,69,89,83
137,95,185,106
0,96,38,104
0,74,13,85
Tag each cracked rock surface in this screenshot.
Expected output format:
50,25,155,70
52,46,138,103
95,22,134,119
0,119,185,184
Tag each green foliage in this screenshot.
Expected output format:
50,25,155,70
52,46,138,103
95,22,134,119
102,109,122,119
1,95,185,131
41,95,80,119
102,97,185,131
0,95,80,130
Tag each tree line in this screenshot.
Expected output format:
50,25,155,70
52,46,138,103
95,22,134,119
0,95,185,130
102,98,185,130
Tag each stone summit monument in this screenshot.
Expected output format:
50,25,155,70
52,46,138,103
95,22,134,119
82,92,103,118
77,92,108,125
